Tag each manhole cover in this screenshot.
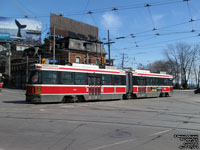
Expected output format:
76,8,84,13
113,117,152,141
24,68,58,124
110,129,132,138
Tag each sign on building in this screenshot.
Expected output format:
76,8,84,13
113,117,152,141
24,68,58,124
0,17,42,45
50,13,98,41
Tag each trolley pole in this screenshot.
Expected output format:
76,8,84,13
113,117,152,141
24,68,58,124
53,26,56,64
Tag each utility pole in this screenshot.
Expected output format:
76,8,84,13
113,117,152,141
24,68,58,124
53,26,56,64
8,44,11,78
104,30,114,66
121,53,124,69
39,55,41,64
198,65,200,88
107,30,111,66
6,43,12,86
26,56,29,83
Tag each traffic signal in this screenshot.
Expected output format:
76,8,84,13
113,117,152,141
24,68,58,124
42,59,46,64
100,56,105,66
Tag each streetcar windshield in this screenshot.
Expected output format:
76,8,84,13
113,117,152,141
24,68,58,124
28,71,41,84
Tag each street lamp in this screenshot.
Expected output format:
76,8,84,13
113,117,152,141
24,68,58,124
6,44,12,85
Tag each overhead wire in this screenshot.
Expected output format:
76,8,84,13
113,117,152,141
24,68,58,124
6,0,186,19
184,0,195,32
6,0,200,58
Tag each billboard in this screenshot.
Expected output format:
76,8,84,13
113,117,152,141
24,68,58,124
50,13,98,41
0,17,42,45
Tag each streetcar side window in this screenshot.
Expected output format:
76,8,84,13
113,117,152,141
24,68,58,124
28,71,41,84
158,78,163,85
42,71,58,84
61,72,74,84
168,78,173,86
75,73,87,85
154,78,158,85
102,75,112,85
113,75,121,85
133,76,138,85
121,75,126,85
138,77,145,86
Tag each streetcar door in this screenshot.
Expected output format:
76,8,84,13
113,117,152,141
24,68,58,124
126,71,132,95
88,74,101,100
95,75,101,99
138,77,146,97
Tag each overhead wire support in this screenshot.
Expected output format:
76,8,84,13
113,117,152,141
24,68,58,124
183,0,195,32
111,6,138,47
145,3,157,31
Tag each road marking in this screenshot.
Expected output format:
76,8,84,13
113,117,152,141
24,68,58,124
87,129,172,150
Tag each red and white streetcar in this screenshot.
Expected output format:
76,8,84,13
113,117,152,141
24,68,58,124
26,63,173,103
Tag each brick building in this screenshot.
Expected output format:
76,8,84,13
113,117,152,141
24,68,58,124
0,14,107,88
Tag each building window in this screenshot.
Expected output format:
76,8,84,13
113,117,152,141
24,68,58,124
76,57,80,63
89,56,92,64
96,59,99,65
84,43,92,50
84,57,87,64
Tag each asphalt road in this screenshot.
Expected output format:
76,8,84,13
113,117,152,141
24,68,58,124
0,89,199,150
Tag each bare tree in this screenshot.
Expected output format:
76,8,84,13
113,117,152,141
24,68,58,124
164,43,200,89
193,64,200,88
146,60,170,73
137,63,146,70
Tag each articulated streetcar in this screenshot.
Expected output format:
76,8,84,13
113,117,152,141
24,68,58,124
26,64,173,103
0,73,3,91
127,70,173,99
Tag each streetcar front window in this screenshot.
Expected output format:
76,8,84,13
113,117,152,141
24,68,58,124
28,71,41,84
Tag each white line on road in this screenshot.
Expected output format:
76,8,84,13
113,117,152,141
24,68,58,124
87,129,172,150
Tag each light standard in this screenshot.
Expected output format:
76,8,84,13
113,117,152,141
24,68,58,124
6,44,12,85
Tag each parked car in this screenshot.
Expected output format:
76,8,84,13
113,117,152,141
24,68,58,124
194,88,200,94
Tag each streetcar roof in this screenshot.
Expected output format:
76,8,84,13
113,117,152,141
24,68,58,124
132,69,172,78
31,63,126,75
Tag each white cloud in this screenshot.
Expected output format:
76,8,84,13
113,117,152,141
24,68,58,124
101,12,122,30
152,14,165,23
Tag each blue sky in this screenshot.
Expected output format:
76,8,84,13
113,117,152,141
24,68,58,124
1,0,200,68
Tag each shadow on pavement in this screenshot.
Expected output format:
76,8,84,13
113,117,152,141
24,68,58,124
3,100,28,104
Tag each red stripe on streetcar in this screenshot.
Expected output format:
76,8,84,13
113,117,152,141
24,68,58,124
41,86,87,94
162,87,170,92
59,67,121,74
116,87,126,93
137,73,171,78
36,66,42,69
103,87,114,93
133,87,138,93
